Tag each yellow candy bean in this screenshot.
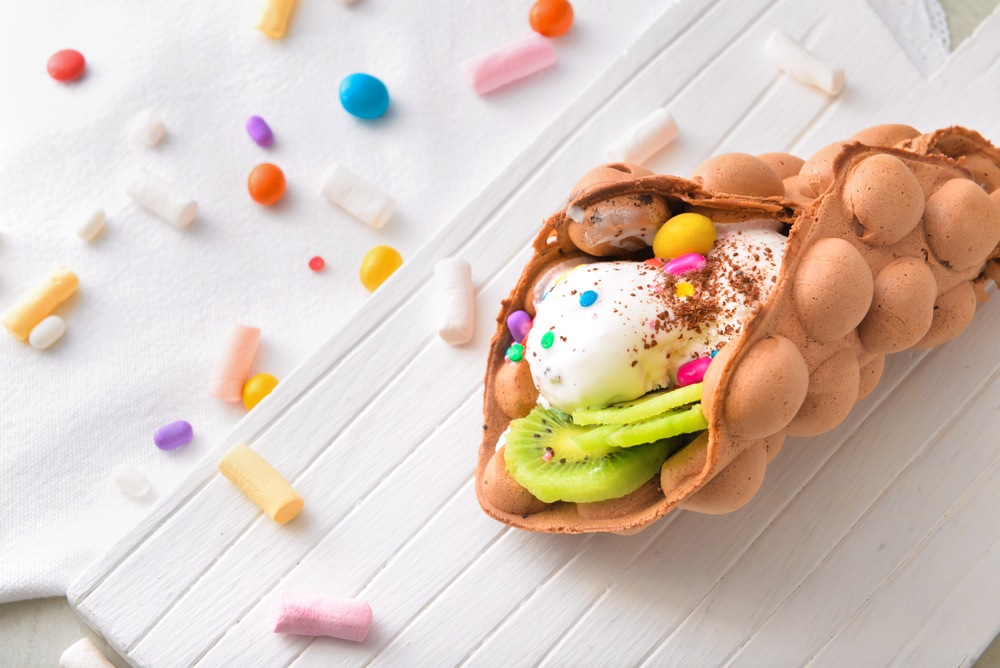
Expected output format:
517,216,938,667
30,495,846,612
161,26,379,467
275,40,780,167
360,245,403,292
243,373,279,411
652,213,716,260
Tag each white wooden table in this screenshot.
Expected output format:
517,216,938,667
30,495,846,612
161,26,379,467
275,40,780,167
68,0,1000,665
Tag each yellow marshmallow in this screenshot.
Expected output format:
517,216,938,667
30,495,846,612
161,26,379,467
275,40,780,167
257,0,297,39
218,444,303,524
2,267,78,342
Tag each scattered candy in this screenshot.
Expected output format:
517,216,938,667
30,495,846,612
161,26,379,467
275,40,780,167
541,330,554,349
218,444,303,523
248,163,286,206
320,163,395,229
126,168,198,228
711,349,718,358
59,637,114,668
154,420,193,451
529,0,574,37
360,245,402,292
579,290,597,307
643,258,665,268
462,35,557,95
542,448,554,461
257,0,297,39
270,592,372,641
506,310,532,342
2,266,78,342
677,357,712,387
209,324,261,403
128,110,166,147
434,258,475,345
675,281,695,298
604,107,679,165
652,212,716,260
339,73,390,119
47,49,85,82
28,315,66,350
243,372,279,410
112,464,150,498
246,115,274,147
506,342,525,362
308,256,325,272
765,29,844,96
664,253,707,276
75,208,106,242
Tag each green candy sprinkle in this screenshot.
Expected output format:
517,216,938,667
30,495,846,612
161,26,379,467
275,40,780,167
507,343,525,362
541,331,555,349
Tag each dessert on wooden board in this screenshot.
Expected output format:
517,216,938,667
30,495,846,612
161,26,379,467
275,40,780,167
477,125,1000,534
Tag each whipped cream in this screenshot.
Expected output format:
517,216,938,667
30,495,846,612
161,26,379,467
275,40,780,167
525,227,787,412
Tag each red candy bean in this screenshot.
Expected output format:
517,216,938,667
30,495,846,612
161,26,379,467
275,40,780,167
47,49,86,82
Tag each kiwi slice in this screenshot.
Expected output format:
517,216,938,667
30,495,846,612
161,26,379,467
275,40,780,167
504,406,671,503
606,404,708,448
572,383,704,426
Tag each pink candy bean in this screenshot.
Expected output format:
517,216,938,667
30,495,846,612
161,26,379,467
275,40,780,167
664,253,707,276
270,592,372,642
677,356,712,387
463,35,557,95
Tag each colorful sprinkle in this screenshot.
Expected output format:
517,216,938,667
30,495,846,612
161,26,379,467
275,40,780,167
675,281,695,298
506,343,525,362
507,310,533,342
664,253,707,276
579,290,597,307
543,447,554,461
308,256,325,272
677,357,712,387
711,349,718,358
644,258,665,268
541,331,555,349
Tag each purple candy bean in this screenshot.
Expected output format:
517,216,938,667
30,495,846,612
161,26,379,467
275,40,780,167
246,116,274,148
154,420,193,450
506,309,533,342
664,253,707,276
676,356,712,387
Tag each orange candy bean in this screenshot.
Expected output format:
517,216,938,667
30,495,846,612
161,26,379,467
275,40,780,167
529,0,574,38
248,163,286,206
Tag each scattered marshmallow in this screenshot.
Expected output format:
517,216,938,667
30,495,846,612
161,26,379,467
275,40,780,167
75,208,106,242
434,258,474,345
2,266,78,342
126,168,197,228
257,0,297,38
29,315,66,350
59,638,114,668
463,35,557,95
270,592,372,642
765,30,844,95
604,108,679,165
128,110,166,147
218,444,303,524
209,324,261,403
112,464,150,498
320,163,394,229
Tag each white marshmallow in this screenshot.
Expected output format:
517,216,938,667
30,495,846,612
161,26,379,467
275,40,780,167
29,315,66,350
434,258,474,345
128,110,166,147
126,168,197,228
604,108,679,165
320,163,394,229
75,208,106,242
112,464,150,498
765,30,844,95
59,638,114,668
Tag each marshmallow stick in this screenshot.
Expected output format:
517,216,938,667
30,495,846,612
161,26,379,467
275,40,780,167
128,110,166,147
209,324,261,402
126,168,197,228
75,208,106,242
270,592,373,641
2,266,78,341
434,258,474,345
59,638,114,668
320,163,395,229
218,444,303,524
112,464,150,498
463,35,557,95
765,30,844,95
257,0,297,38
604,108,679,165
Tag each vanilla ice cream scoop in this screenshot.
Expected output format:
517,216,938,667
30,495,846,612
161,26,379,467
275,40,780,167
525,226,787,412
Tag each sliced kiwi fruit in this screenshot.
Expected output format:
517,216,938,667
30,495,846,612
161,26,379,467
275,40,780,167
572,383,704,426
606,403,708,448
504,406,672,504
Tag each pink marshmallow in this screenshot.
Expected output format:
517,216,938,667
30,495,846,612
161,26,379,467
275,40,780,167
269,592,372,642
463,35,557,95
209,324,261,402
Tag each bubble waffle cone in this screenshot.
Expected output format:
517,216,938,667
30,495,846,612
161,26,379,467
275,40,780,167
476,125,1000,534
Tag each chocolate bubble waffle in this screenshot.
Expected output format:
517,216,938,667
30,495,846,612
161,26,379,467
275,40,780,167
476,125,1000,534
